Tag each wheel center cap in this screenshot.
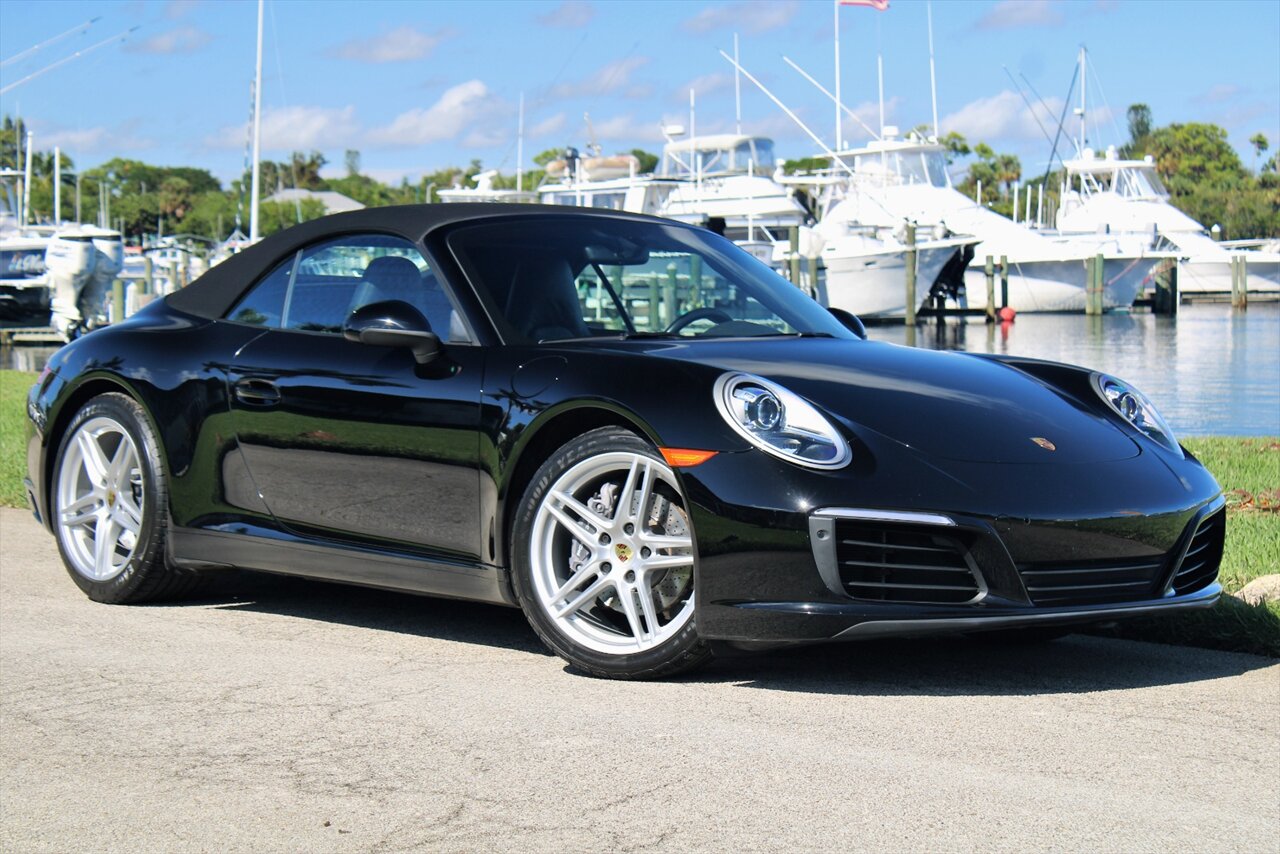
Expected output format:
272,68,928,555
614,543,633,563
106,490,116,507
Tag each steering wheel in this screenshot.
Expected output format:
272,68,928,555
666,306,733,335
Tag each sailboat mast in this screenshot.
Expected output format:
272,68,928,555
877,53,885,136
22,132,33,226
733,33,742,136
1078,45,1087,154
833,1,842,150
517,92,524,193
927,1,939,138
249,0,264,242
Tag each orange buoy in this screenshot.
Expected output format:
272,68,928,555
998,307,1017,322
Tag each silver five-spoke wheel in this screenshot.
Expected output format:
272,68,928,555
530,450,696,655
56,415,145,582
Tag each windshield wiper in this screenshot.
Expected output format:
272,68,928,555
619,331,683,340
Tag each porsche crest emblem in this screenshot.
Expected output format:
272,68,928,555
1030,437,1057,451
614,543,633,563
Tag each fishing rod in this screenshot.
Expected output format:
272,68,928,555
0,26,138,96
782,55,881,142
1,17,101,68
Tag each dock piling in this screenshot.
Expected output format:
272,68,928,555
984,255,996,323
1085,253,1105,315
1153,260,1180,316
999,254,1009,309
664,262,678,326
788,226,800,286
1231,255,1249,310
648,275,661,331
111,279,125,325
142,257,153,295
904,222,917,327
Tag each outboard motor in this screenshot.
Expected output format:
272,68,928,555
46,226,124,340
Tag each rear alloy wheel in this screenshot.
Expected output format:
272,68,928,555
52,393,200,603
513,428,712,679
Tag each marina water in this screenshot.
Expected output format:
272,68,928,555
869,303,1279,436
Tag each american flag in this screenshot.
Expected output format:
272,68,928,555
839,0,890,9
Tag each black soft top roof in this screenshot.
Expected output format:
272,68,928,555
165,203,672,320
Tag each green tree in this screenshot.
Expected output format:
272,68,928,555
630,149,659,174
1122,104,1153,158
532,147,564,168
1146,123,1246,194
1249,133,1269,168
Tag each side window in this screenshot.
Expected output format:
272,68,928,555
283,235,469,341
225,253,296,327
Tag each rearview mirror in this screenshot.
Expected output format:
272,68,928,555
343,300,441,365
828,307,867,340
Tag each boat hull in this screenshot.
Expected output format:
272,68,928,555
822,245,958,317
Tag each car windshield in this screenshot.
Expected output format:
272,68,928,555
445,216,855,344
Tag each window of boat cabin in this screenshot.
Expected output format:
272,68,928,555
223,234,470,342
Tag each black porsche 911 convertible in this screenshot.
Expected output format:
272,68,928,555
24,204,1224,678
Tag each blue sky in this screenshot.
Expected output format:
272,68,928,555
1,0,1277,185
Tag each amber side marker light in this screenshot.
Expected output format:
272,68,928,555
659,448,718,468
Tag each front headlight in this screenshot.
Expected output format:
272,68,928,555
1093,373,1181,455
714,372,851,469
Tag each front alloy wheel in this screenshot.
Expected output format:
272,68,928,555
51,393,200,603
513,428,711,678
57,414,145,582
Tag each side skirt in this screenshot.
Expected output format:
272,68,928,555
169,526,513,606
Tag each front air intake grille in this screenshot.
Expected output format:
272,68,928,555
1171,509,1225,595
834,521,980,604
1018,557,1166,607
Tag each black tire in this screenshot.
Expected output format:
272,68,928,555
51,392,202,603
511,427,713,679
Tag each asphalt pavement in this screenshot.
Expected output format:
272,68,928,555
1,507,1277,853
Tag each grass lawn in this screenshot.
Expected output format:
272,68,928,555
1,367,1276,654
0,370,36,508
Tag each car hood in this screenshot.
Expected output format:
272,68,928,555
602,338,1138,464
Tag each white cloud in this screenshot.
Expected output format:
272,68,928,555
163,0,199,20
331,26,452,64
537,1,595,28
1194,84,1243,105
943,90,1064,143
591,114,666,143
368,81,507,146
679,72,733,99
126,25,210,55
683,1,798,34
974,0,1063,31
529,112,567,138
207,105,361,150
942,92,1111,148
551,56,651,100
37,124,155,154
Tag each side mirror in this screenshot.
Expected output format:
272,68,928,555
828,307,867,340
343,300,441,365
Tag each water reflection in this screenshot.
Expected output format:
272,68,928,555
869,303,1280,436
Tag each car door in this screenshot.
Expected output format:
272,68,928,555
221,233,485,562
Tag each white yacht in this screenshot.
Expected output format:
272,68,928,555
1054,147,1280,296
438,169,538,204
811,131,1148,312
0,170,51,321
655,134,811,239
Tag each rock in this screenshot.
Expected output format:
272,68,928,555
1236,574,1280,606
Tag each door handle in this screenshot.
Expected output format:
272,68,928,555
233,378,281,406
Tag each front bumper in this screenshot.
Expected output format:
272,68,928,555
685,442,1226,646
